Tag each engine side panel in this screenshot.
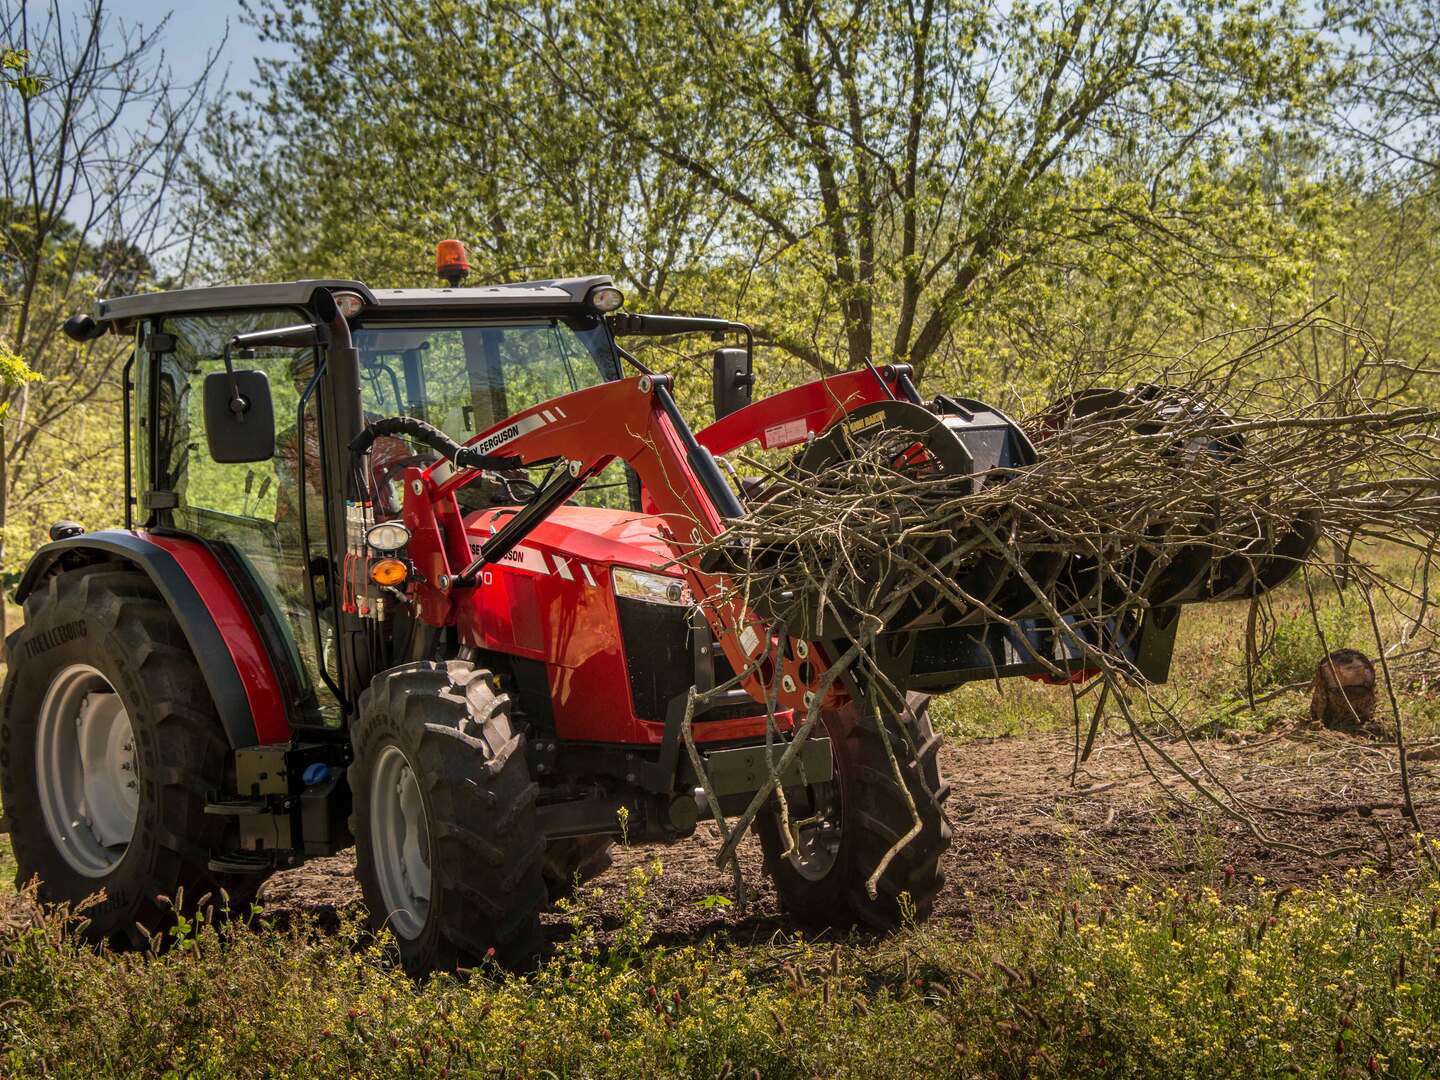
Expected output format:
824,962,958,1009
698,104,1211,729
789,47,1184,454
458,506,651,744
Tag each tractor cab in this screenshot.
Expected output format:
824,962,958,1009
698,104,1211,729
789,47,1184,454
52,266,751,737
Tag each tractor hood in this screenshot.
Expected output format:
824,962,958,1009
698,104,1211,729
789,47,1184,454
456,503,709,747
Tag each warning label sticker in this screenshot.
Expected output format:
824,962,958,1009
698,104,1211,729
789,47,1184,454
762,418,808,449
739,625,761,656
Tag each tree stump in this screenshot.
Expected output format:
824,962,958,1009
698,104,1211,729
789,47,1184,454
1309,649,1377,732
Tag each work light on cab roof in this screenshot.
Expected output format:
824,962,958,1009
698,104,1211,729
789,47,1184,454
333,290,365,318
587,284,624,312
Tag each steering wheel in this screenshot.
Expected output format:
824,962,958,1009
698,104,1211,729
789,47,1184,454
370,452,441,516
371,451,541,515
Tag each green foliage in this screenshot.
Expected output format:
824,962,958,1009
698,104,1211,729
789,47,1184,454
0,46,43,100
0,331,38,399
201,0,1342,387
1,866,1438,1076
1256,600,1365,689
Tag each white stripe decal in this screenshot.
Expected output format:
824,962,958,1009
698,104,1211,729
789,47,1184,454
471,411,550,457
542,409,555,423
489,545,550,575
553,406,566,419
580,564,596,587
553,556,575,581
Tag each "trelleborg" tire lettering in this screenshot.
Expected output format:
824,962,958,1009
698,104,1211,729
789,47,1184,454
24,620,87,658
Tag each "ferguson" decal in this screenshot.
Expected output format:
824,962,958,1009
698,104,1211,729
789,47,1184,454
465,540,597,585
471,411,552,456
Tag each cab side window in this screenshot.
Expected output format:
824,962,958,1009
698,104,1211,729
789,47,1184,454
156,310,312,518
151,308,338,725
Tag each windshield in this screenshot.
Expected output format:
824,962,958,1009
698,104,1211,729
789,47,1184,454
353,316,635,511
355,318,618,438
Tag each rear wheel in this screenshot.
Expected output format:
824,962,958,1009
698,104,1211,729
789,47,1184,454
350,661,546,974
756,694,950,929
1,566,262,944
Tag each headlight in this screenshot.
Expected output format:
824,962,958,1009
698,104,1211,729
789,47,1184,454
613,566,688,606
333,290,366,318
366,521,411,553
588,284,625,313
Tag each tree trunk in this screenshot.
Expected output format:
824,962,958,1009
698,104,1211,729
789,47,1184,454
0,429,9,663
1309,649,1377,732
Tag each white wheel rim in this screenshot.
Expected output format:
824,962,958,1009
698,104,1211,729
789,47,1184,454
35,664,139,878
370,744,432,940
788,779,843,882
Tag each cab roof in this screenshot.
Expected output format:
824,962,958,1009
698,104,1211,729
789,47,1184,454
93,275,615,328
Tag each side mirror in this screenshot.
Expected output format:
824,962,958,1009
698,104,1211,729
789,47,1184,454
203,346,276,464
200,324,323,464
712,347,753,420
62,313,104,342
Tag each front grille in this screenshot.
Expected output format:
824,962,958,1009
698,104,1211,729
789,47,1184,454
616,598,760,722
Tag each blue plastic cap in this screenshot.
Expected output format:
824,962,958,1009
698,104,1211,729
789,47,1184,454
302,762,331,786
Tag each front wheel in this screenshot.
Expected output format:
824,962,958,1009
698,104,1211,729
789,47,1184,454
350,661,547,975
756,694,950,929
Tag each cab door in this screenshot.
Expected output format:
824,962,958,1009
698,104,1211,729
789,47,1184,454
138,308,342,727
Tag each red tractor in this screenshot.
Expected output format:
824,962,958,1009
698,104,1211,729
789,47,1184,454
2,246,1311,973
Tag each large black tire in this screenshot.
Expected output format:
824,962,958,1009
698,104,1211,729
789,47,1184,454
350,660,547,975
756,694,950,929
542,835,615,903
0,566,263,945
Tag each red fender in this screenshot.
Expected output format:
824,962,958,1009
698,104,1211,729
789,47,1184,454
16,530,291,745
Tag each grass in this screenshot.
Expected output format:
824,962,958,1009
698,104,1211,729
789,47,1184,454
1,859,1439,1077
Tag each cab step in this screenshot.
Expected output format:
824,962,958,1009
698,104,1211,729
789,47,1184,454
207,851,274,875
205,799,270,817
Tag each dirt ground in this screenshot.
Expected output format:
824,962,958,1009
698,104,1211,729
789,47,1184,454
254,726,1438,946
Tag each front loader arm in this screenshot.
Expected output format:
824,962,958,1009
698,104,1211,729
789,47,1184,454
696,365,915,456
400,374,824,715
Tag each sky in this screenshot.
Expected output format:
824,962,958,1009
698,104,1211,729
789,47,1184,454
90,0,272,94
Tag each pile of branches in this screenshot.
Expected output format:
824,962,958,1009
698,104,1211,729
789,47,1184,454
682,315,1440,895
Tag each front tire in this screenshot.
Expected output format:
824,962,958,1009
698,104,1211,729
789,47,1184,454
756,694,950,929
350,661,546,975
1,566,260,944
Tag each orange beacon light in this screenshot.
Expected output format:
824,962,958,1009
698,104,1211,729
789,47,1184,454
435,239,470,286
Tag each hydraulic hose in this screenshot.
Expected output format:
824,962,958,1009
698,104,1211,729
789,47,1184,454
350,416,522,472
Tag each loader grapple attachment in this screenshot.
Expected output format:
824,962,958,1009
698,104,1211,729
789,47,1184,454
722,380,1318,694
